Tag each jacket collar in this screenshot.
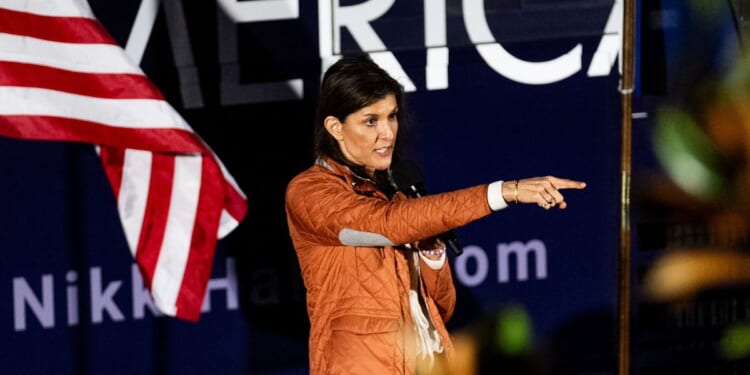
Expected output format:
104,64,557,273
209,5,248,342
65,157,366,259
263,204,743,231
316,157,379,195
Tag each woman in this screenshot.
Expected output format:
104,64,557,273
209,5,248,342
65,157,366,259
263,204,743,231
285,55,586,374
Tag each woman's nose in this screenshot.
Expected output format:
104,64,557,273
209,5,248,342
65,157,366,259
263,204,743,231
378,121,394,139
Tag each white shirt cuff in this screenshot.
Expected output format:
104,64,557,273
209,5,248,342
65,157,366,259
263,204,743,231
419,251,447,269
488,180,508,211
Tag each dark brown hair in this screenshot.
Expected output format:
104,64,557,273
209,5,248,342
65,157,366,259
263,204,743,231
313,54,406,191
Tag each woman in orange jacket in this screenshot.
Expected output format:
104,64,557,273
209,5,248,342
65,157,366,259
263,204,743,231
284,54,586,374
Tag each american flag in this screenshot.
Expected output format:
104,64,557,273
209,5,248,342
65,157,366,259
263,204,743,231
0,1,248,321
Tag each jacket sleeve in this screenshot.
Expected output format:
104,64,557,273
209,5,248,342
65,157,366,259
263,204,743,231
420,257,456,322
285,168,493,248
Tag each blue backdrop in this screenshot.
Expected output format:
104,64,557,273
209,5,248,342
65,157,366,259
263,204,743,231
0,1,629,373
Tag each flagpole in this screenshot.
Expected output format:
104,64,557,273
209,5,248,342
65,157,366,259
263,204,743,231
618,0,636,374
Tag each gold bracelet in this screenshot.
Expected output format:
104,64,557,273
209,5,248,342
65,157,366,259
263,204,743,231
513,180,519,204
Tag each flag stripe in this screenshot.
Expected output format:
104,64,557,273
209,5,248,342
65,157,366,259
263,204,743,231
118,149,152,252
218,183,248,238
218,210,241,239
0,115,204,153
0,87,192,131
178,156,224,320
0,33,139,74
151,155,202,315
222,179,249,227
0,61,163,99
0,7,111,44
135,153,175,291
0,0,95,18
97,146,125,196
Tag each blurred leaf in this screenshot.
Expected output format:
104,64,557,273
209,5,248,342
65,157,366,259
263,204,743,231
721,323,750,359
495,305,532,356
654,106,728,202
643,249,750,300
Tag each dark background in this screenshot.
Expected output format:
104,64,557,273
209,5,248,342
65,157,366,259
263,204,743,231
2,0,744,373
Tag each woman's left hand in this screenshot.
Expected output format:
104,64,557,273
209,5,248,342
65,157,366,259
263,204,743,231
503,176,586,210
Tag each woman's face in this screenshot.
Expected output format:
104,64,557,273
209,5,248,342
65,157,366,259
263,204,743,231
326,94,398,175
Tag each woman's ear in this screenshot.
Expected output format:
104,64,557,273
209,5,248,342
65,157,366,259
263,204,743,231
324,116,344,141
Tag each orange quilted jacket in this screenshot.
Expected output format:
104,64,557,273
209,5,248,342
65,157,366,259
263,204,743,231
285,157,492,374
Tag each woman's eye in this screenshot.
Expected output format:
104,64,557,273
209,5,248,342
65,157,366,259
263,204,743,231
388,113,398,121
365,119,377,126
